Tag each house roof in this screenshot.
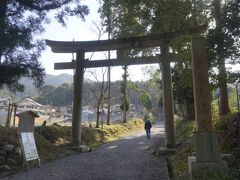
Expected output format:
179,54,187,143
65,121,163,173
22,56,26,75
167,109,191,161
0,98,9,102
16,110,39,118
19,98,43,107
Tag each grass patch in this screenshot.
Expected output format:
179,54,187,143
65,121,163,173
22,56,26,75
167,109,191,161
102,118,144,140
36,118,144,160
34,133,75,163
170,119,195,179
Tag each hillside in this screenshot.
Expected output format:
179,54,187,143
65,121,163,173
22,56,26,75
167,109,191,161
0,74,74,98
44,74,73,86
20,73,73,87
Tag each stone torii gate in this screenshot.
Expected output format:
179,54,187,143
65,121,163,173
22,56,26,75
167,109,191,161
46,26,202,148
46,25,225,177
46,25,205,148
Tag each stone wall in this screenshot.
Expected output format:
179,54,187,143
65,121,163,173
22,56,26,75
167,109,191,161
0,142,22,176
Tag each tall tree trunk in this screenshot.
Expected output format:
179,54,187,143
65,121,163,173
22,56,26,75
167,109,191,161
107,63,111,125
96,96,102,128
6,102,11,127
0,0,7,63
96,81,106,128
106,4,111,125
7,104,13,127
213,0,231,115
123,65,127,123
181,100,189,120
219,59,230,115
96,108,100,128
13,104,17,127
181,99,194,120
236,84,239,113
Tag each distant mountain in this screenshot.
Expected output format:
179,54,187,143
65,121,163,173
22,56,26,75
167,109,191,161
44,74,73,87
19,73,73,88
9,74,74,97
1,73,104,98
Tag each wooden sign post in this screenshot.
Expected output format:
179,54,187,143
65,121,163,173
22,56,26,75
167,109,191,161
16,110,40,170
20,132,40,167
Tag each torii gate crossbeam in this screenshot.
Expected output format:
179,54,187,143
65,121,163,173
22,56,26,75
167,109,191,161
54,55,178,70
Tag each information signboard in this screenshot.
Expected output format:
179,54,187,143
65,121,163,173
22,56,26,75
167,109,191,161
20,132,39,161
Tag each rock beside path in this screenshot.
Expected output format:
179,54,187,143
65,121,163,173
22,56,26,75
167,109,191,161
0,142,22,176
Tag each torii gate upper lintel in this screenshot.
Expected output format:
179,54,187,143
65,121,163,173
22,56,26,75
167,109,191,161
45,24,207,53
46,24,207,71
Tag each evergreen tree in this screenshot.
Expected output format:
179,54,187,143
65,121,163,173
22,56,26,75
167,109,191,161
36,85,56,105
0,0,89,90
207,0,240,115
52,83,73,106
99,0,208,122
99,0,240,119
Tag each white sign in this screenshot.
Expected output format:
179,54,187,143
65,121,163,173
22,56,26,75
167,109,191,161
21,132,39,161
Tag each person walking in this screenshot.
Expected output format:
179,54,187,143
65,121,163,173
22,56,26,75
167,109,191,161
144,117,152,140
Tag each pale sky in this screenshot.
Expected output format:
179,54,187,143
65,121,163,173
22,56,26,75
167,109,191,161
40,0,153,82
39,0,240,82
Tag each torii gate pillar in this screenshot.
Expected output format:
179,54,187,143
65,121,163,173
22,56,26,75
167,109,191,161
190,36,227,178
161,42,176,149
71,51,85,147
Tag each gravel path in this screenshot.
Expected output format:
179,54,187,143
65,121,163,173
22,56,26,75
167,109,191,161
2,123,169,180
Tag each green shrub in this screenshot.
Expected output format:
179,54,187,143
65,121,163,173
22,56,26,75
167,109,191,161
215,113,240,153
35,124,71,144
0,126,19,146
168,112,240,179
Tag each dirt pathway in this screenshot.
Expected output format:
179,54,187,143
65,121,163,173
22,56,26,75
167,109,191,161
3,122,169,180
